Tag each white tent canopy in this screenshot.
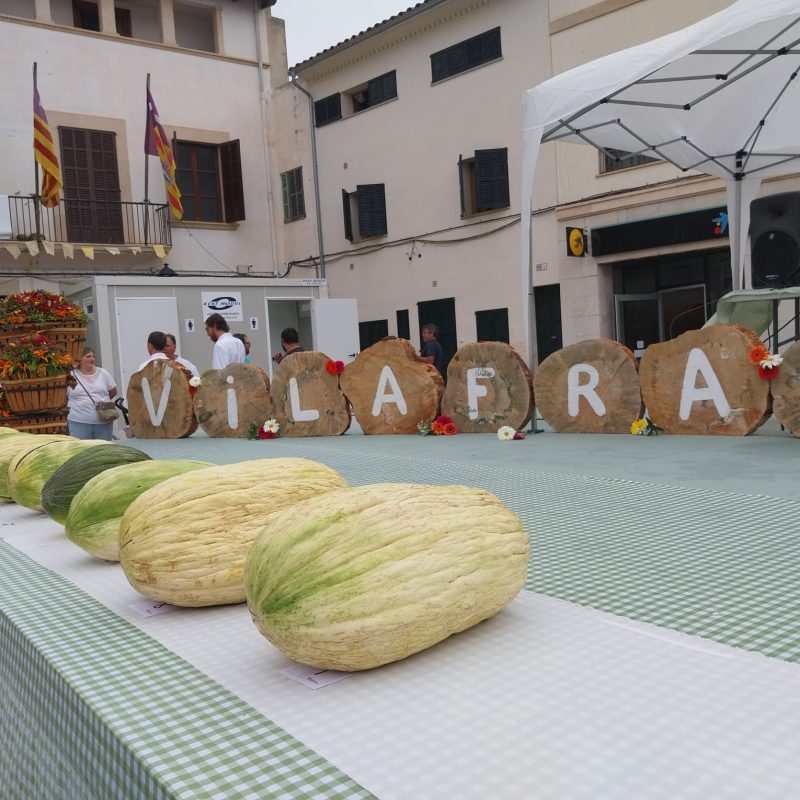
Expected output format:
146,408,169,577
521,0,800,360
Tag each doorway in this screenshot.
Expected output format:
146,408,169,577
615,284,706,354
417,297,457,373
533,284,563,363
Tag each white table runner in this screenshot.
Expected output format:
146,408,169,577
3,503,799,800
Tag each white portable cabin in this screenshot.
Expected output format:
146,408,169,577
66,276,359,401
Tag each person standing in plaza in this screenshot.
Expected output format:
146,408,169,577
164,333,200,377
205,313,246,369
272,327,304,364
233,333,253,364
138,330,170,371
419,323,444,378
67,347,118,440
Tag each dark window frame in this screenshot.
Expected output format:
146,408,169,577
175,139,245,224
72,0,132,36
347,70,397,115
431,27,501,83
280,166,306,223
396,309,410,340
343,183,387,242
359,319,389,351
314,93,342,127
459,147,510,216
475,307,509,343
59,125,124,243
600,147,659,174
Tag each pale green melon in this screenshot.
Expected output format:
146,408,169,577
0,434,74,501
244,483,530,671
66,459,213,561
119,458,348,607
9,439,104,511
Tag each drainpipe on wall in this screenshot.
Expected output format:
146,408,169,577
290,68,325,280
254,0,280,275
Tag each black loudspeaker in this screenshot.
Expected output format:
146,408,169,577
750,192,800,288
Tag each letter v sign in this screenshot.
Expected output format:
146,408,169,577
141,368,173,426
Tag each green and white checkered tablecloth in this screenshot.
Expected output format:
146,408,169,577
0,538,374,800
3,437,800,798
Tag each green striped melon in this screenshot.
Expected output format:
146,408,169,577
41,444,153,525
65,459,213,561
244,483,530,671
9,439,104,511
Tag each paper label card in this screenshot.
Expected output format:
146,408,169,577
279,662,352,689
129,599,179,617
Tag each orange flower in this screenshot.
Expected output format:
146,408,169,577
443,422,458,435
431,421,445,434
748,344,769,365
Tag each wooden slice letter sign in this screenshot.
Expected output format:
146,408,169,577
340,338,443,434
269,351,351,437
639,324,769,435
534,339,642,433
441,342,533,433
127,360,197,439
194,364,271,438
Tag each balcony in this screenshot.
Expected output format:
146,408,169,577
6,196,172,247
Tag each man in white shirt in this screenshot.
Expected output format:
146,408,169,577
138,331,170,371
205,313,246,369
164,333,200,377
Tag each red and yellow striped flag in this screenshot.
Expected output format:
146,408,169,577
33,86,62,208
145,88,183,220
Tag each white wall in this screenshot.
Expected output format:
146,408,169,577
284,0,552,354
0,3,290,284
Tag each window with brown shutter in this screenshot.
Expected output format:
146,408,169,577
175,140,245,224
59,126,124,243
220,140,245,223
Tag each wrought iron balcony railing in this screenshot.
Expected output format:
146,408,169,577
7,195,172,247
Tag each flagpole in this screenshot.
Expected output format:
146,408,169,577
33,62,42,241
144,73,151,246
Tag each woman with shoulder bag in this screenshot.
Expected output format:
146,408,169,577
67,347,118,440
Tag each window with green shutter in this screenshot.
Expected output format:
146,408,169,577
281,167,305,222
348,71,397,115
314,93,342,127
431,28,501,83
475,308,509,343
458,147,509,216
342,183,387,242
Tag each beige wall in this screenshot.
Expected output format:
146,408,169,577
279,0,745,360
286,0,552,353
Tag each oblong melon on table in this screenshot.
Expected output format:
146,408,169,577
244,483,530,671
118,457,348,607
8,439,105,511
65,459,213,561
41,444,153,525
0,434,75,502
